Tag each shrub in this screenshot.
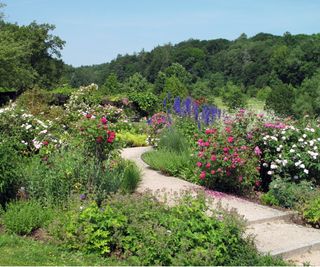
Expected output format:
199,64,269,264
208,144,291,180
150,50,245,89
158,127,189,153
120,161,141,193
0,137,24,206
222,82,247,110
128,91,159,116
260,178,316,208
2,200,54,235
63,193,286,266
302,196,320,225
116,132,147,147
142,149,193,178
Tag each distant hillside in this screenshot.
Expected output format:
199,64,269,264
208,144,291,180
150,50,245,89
67,32,320,89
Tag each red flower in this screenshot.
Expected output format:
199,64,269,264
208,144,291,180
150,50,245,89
223,147,229,153
210,170,216,175
101,117,107,125
42,140,49,146
96,136,103,143
211,155,217,161
196,162,202,167
205,162,211,168
255,180,261,187
86,113,92,119
204,141,210,147
227,136,234,143
107,131,116,143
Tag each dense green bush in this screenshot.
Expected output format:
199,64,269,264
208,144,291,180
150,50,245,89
222,82,247,110
63,193,286,266
117,132,147,147
128,91,159,116
2,200,54,235
302,196,320,225
0,137,24,206
260,178,316,208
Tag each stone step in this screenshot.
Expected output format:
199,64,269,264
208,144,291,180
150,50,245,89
246,220,320,260
285,247,320,266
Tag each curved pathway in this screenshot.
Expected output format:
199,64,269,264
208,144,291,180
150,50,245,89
122,147,320,266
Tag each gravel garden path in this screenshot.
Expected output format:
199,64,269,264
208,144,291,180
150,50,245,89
121,147,320,266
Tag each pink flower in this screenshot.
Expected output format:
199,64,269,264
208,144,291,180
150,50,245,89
204,141,210,147
238,176,243,182
196,162,202,167
211,155,217,161
254,146,262,156
223,147,229,153
198,152,204,158
255,180,261,187
96,136,103,143
211,170,216,175
205,163,211,168
101,117,107,125
225,127,232,133
227,136,234,143
246,133,253,139
223,157,228,161
86,113,92,119
200,171,206,179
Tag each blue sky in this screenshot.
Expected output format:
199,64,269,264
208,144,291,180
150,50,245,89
3,0,320,67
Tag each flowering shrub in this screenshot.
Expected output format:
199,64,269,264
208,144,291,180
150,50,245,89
78,114,117,161
196,126,261,193
147,112,171,145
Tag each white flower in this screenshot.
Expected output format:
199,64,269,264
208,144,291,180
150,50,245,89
300,164,305,169
294,175,299,180
303,134,307,138
281,136,286,140
304,169,309,174
295,160,302,166
270,163,277,169
267,171,274,175
290,149,295,153
309,140,315,146
282,160,288,166
298,138,304,142
263,163,268,167
292,144,297,148
39,129,48,134
276,147,281,152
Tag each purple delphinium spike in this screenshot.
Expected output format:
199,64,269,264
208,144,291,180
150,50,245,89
193,101,199,121
173,96,181,115
163,97,167,110
185,97,192,116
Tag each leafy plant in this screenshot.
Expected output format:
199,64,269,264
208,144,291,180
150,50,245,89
261,178,316,208
302,196,320,225
2,200,54,235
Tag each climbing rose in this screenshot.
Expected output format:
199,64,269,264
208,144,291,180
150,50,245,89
200,171,206,179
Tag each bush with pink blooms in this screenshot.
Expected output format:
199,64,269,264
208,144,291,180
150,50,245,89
196,127,261,194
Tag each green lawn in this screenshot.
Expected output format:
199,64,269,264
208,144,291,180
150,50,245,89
0,234,125,266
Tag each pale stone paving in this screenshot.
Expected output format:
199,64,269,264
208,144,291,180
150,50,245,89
121,147,320,266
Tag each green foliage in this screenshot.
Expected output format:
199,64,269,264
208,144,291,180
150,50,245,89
123,72,153,93
117,132,147,147
128,91,158,116
0,21,65,91
2,200,54,235
62,193,286,266
0,136,24,206
222,81,247,110
0,233,124,266
66,202,127,255
266,81,295,116
120,161,141,193
261,178,316,208
256,86,272,101
158,127,189,153
101,73,120,95
142,149,194,178
302,196,320,225
161,76,188,99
